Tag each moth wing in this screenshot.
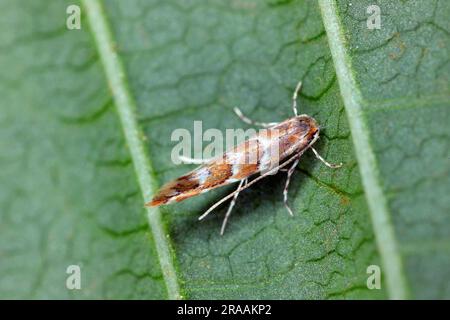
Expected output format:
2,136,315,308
147,137,264,207
146,160,236,206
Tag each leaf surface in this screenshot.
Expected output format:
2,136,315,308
0,0,448,299
0,0,167,298
320,0,450,299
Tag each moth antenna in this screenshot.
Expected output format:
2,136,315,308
233,107,278,128
178,155,212,164
292,81,303,116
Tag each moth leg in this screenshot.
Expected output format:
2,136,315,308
292,81,303,116
233,107,278,128
178,155,213,164
220,178,247,235
283,157,300,216
198,152,303,221
311,147,343,169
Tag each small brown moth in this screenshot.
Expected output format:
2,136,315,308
146,81,342,234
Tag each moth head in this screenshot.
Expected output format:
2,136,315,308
294,115,319,138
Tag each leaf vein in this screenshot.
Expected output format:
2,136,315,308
82,0,182,299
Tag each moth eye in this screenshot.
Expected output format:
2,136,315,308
297,120,309,131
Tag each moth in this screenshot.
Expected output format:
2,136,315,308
145,81,342,235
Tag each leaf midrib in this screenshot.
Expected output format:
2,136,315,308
319,0,410,299
82,0,182,299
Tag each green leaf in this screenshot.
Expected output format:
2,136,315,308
0,0,168,299
0,0,448,300
98,0,382,299
319,0,450,299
